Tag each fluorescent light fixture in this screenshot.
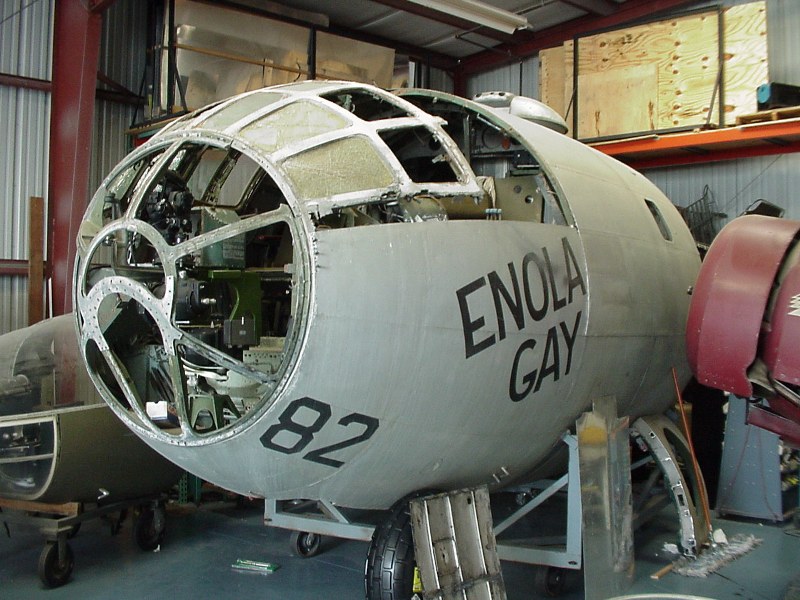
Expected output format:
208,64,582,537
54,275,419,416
406,0,529,34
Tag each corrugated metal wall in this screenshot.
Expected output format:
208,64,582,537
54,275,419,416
0,86,50,332
466,56,539,99
409,63,455,93
0,0,54,333
767,0,800,83
643,153,800,222
92,0,149,193
0,0,147,334
0,0,52,77
428,66,454,94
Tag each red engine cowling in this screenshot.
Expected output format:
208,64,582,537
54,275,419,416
686,215,800,446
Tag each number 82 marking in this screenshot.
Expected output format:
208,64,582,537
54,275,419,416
260,397,379,468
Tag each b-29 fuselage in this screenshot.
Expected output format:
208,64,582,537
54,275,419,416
75,82,699,509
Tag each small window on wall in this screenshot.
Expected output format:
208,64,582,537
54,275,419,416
645,198,672,241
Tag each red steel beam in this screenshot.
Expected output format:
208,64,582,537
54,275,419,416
593,119,800,153
2,70,142,105
612,141,800,170
590,119,800,169
48,0,103,316
0,73,51,92
28,196,45,325
0,259,31,276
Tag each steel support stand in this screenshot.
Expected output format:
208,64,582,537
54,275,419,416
264,498,375,541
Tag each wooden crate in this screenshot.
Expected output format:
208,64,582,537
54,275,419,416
539,1,767,139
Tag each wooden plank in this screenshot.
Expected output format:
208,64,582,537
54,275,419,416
28,196,45,326
577,20,675,74
564,40,575,129
539,45,566,118
0,497,81,516
736,105,800,125
657,11,720,129
575,9,721,138
723,1,768,124
577,65,658,137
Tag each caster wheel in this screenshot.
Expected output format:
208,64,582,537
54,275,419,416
289,531,322,558
38,541,74,588
133,506,165,551
534,565,567,597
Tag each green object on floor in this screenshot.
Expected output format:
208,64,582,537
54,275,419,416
231,559,280,574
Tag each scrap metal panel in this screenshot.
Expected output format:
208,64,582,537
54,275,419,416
686,215,800,396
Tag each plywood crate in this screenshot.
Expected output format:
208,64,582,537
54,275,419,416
539,1,767,140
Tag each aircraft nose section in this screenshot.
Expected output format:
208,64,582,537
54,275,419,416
74,143,309,446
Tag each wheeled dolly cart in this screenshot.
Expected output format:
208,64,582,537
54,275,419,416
0,494,167,587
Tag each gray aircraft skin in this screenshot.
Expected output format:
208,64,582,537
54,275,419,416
74,81,700,510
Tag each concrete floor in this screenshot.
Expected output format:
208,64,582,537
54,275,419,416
1,497,799,599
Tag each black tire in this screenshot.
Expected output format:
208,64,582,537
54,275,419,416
38,541,74,588
133,507,164,551
364,496,418,600
534,565,567,597
289,531,322,558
